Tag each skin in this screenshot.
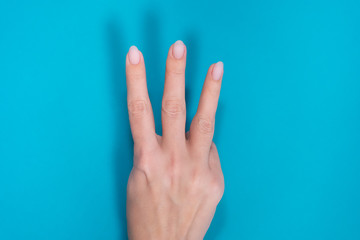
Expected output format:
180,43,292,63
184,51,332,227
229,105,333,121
125,41,224,240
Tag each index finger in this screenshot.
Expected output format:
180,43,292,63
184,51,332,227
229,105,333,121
126,46,157,148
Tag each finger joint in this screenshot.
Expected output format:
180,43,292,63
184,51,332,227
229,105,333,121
198,117,214,135
128,100,148,118
162,99,185,117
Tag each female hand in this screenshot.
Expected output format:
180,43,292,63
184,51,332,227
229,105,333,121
125,40,224,240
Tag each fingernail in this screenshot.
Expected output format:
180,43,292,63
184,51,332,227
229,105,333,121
172,40,185,59
212,61,223,81
128,46,140,65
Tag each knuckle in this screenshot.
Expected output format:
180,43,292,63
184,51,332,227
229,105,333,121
127,69,144,80
188,169,204,192
134,154,150,172
166,70,184,78
127,167,149,196
128,99,148,118
133,145,157,178
204,85,220,98
198,117,214,135
166,156,181,185
166,65,185,78
208,176,225,200
162,99,185,117
133,147,149,168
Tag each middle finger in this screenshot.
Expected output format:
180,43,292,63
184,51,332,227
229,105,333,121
161,40,187,148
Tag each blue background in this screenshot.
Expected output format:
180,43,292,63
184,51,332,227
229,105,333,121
1,0,360,239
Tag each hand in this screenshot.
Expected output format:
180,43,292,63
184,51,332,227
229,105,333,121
125,40,224,240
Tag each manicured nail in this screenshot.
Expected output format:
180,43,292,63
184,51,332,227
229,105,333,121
172,40,185,59
128,46,140,65
212,61,223,81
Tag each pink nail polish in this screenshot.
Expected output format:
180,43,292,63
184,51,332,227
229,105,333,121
172,40,185,59
128,46,140,65
212,61,223,81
